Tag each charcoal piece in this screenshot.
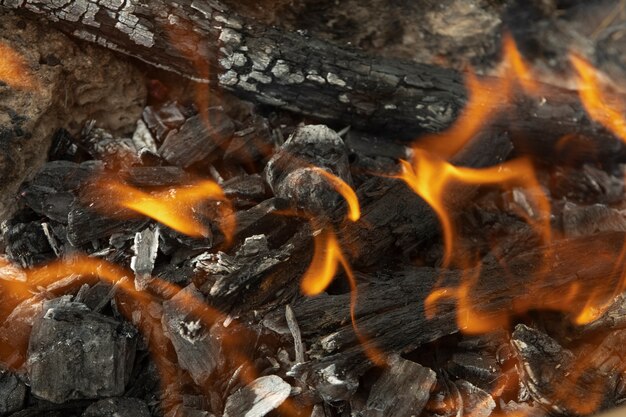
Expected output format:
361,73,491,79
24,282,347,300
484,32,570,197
0,369,26,414
27,302,137,403
511,324,616,416
25,161,97,193
222,174,267,207
232,198,294,243
158,226,213,256
561,202,626,236
67,201,148,247
345,130,409,160
579,292,626,334
82,397,151,417
48,128,79,161
80,281,115,311
5,222,55,267
131,119,157,153
162,284,222,385
224,115,274,163
159,112,235,167
361,355,436,417
448,352,501,391
0,294,45,368
551,164,624,205
124,166,191,187
131,226,160,291
20,189,74,224
143,106,170,142
80,125,138,163
194,235,292,301
157,102,187,128
264,125,353,219
223,375,291,417
455,380,496,417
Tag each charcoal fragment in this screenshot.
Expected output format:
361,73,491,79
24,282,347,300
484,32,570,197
455,379,496,417
5,222,55,267
162,284,222,385
124,166,191,187
159,112,235,167
561,202,626,236
448,352,501,391
0,369,26,414
131,226,159,291
223,375,291,417
27,302,137,403
82,397,151,417
361,354,436,417
222,174,267,207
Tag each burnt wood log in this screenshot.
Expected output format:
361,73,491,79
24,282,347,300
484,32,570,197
2,1,626,160
269,231,626,381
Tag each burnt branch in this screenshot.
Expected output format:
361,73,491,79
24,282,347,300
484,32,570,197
1,0,625,159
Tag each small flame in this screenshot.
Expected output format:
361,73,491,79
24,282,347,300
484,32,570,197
301,229,346,296
399,151,549,266
570,54,626,143
416,34,537,158
90,179,234,241
311,167,360,221
0,43,34,89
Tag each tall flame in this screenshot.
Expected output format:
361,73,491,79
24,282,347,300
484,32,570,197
570,54,626,143
399,152,549,266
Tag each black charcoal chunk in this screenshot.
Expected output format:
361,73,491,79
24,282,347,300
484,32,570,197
194,235,292,300
131,119,157,153
82,397,151,417
264,125,353,218
222,175,267,207
0,369,26,414
551,165,624,205
223,375,291,417
162,284,221,385
27,302,137,403
361,355,436,417
448,352,501,391
81,125,137,163
511,324,616,416
67,201,147,247
224,115,274,163
561,202,626,236
159,112,235,167
455,379,496,417
124,166,191,187
131,226,159,291
5,222,55,267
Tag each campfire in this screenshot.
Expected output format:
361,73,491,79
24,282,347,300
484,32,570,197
2,1,626,416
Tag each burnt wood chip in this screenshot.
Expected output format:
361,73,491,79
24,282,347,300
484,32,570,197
27,301,137,404
159,111,235,167
222,375,291,417
360,354,436,417
124,166,192,187
131,226,160,291
5,222,56,268
511,324,620,416
447,352,501,392
0,369,26,414
455,379,496,417
82,397,151,417
162,284,222,386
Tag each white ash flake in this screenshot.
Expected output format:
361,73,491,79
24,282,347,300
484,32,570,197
114,0,155,47
218,70,238,86
326,72,347,87
218,28,242,46
306,74,326,84
339,94,349,103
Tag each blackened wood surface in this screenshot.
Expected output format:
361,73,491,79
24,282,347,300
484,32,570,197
288,231,626,376
2,1,625,157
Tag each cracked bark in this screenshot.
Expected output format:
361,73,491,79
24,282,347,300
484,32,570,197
2,0,625,159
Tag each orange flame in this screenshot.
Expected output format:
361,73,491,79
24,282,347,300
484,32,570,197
310,167,360,221
416,34,538,158
399,151,549,266
301,229,386,365
301,229,346,296
0,43,34,89
90,179,235,242
570,54,626,143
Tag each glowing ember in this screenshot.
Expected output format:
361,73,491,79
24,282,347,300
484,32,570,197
571,54,626,143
